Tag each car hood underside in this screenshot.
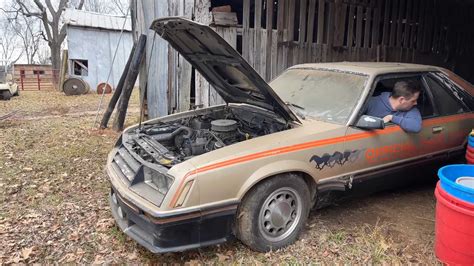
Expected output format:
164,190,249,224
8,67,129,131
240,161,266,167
150,17,299,123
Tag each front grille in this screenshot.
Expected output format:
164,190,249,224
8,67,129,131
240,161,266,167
112,147,141,181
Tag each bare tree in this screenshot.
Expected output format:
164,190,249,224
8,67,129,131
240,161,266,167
10,15,43,64
0,18,22,63
9,0,85,87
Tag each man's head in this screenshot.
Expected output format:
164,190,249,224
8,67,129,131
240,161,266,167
390,81,421,111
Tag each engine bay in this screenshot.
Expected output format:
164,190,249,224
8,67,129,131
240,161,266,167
124,106,292,168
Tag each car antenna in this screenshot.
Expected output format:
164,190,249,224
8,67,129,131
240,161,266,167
138,32,157,131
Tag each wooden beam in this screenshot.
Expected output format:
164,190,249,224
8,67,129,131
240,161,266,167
364,6,372,48
356,6,363,47
265,0,274,81
347,4,355,47
242,0,250,61
416,0,425,50
372,0,382,48
389,0,398,47
306,0,317,61
333,0,346,47
382,0,391,46
113,34,146,131
316,0,325,44
255,0,262,75
396,0,405,47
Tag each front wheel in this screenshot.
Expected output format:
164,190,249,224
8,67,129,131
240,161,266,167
2,90,11,100
236,174,311,252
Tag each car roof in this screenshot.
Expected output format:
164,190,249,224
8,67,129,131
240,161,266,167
289,62,441,76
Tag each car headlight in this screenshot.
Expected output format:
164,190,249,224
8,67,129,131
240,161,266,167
143,166,173,195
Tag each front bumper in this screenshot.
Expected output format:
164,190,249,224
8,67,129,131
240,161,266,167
109,186,237,253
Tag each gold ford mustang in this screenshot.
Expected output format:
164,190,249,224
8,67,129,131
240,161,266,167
107,17,474,253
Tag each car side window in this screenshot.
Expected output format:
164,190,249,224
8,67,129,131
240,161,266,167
424,76,465,116
370,76,434,119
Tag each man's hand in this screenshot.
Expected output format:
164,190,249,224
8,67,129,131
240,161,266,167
383,115,393,123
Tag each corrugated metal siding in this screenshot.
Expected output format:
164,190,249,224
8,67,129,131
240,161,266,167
67,27,133,91
64,9,132,32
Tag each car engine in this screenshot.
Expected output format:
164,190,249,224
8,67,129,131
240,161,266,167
124,106,291,168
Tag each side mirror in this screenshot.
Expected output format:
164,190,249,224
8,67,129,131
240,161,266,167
355,115,385,130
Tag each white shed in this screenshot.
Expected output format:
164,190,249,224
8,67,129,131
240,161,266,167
63,9,133,91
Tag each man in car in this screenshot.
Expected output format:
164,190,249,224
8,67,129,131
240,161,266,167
364,81,422,133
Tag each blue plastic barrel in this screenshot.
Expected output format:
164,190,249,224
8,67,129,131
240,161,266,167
438,164,474,204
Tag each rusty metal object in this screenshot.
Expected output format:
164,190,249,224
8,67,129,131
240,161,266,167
97,82,113,94
63,77,90,95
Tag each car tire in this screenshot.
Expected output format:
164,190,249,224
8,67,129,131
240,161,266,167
14,90,19,96
235,174,310,252
2,91,11,100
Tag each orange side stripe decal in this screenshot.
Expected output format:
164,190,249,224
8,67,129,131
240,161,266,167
169,113,473,207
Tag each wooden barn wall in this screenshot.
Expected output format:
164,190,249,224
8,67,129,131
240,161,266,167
241,0,474,82
132,0,474,118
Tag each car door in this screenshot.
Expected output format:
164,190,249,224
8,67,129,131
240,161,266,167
340,73,442,182
422,72,474,153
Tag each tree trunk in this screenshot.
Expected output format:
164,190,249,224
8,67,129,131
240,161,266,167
50,43,61,90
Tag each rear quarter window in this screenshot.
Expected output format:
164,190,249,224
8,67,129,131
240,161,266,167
425,76,466,115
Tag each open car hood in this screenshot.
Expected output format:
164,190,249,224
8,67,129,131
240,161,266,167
150,17,299,123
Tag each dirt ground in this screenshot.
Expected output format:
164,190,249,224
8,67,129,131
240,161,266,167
0,91,441,263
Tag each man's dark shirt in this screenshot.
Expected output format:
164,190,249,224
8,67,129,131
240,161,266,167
365,92,422,133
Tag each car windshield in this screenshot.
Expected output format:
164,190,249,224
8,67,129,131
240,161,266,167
270,68,368,124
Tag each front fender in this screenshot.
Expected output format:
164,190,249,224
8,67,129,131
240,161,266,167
237,159,316,199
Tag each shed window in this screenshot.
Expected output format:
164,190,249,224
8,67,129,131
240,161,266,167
33,70,45,75
71,59,88,76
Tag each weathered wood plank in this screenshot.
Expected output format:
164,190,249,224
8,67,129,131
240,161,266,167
372,0,382,48
389,0,398,47
356,6,363,47
326,1,334,60
423,0,434,52
254,0,262,75
364,6,372,48
334,0,346,47
299,0,307,44
211,12,238,26
260,28,267,78
416,0,425,50
317,0,325,44
347,5,355,47
396,0,405,47
382,0,391,46
271,29,278,78
306,0,317,61
277,0,285,74
177,0,194,112
211,27,236,105
194,0,211,108
287,0,296,41
265,0,274,81
242,0,250,61
286,0,295,67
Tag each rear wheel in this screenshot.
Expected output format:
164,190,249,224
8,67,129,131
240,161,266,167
2,90,11,100
236,174,310,252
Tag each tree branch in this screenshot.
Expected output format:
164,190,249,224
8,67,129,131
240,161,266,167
76,0,85,10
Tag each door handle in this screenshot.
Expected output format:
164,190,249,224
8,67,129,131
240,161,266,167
432,126,444,134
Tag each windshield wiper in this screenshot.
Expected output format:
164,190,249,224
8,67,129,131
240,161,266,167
285,101,305,110
285,102,306,119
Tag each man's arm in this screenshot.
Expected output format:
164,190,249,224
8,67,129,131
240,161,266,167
390,109,422,133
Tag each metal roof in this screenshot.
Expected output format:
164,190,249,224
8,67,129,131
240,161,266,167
63,9,131,32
